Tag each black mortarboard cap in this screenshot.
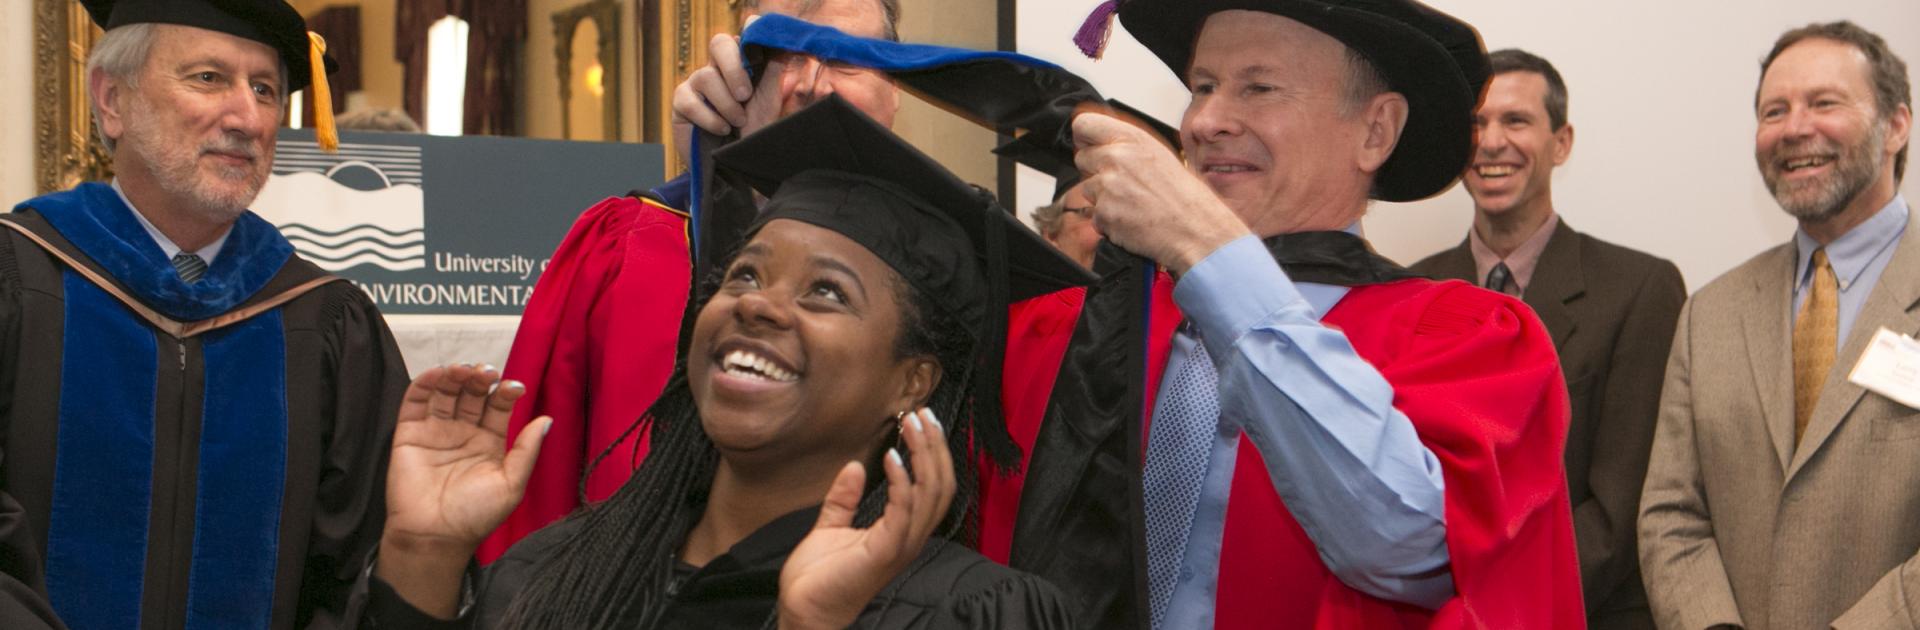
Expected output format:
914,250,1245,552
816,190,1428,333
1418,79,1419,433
993,100,1181,201
708,95,1096,468
81,0,339,95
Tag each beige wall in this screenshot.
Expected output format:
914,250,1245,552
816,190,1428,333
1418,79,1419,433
892,0,1000,189
1,0,34,202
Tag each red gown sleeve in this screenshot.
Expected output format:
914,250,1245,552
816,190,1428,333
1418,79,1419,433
478,196,692,563
1321,281,1585,628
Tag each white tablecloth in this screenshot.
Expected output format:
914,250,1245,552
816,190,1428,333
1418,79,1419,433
383,314,522,378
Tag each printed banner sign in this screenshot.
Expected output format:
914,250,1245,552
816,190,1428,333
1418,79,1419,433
252,129,665,315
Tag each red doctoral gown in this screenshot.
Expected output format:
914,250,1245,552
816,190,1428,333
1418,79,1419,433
478,194,690,562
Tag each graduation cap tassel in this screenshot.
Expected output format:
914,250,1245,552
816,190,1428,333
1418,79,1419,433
307,31,339,153
1072,1,1120,60
973,192,1021,474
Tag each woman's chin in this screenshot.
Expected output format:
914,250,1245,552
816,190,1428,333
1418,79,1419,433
700,411,795,456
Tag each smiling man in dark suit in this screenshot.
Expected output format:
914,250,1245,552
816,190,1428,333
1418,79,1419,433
1410,48,1685,630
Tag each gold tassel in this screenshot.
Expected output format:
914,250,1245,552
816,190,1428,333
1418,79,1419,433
307,31,339,153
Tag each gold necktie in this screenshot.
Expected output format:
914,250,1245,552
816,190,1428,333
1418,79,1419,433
1793,248,1837,443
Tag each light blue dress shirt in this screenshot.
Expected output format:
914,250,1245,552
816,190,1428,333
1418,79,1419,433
1152,235,1454,627
1792,195,1909,348
111,178,231,264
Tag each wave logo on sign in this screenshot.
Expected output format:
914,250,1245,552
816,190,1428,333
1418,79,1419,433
253,140,426,272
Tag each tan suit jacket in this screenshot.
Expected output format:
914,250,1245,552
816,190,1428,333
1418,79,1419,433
1414,220,1686,629
1640,208,1920,630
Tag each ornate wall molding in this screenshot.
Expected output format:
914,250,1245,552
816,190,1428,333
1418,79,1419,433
33,0,110,194
644,0,742,176
553,0,624,141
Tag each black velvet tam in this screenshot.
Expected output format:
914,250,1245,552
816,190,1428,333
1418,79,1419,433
81,0,337,92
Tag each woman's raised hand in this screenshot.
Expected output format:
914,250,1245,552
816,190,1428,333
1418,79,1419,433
376,364,553,617
384,364,552,552
777,408,956,630
380,364,549,553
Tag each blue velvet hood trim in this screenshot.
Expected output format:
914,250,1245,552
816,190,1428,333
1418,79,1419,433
738,14,1103,147
16,182,294,321
741,13,1063,73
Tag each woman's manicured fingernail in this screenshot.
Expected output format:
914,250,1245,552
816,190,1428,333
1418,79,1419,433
923,408,942,432
887,448,904,467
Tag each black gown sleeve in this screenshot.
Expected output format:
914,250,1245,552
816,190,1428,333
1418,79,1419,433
857,544,1078,630
304,286,410,629
932,573,1076,630
0,239,65,630
356,514,571,630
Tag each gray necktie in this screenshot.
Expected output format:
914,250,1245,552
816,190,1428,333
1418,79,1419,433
1142,324,1220,628
1484,261,1514,296
172,253,207,283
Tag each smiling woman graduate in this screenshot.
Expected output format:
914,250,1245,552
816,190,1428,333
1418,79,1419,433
358,96,1093,630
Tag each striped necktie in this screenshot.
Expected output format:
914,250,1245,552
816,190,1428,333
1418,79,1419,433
171,253,207,283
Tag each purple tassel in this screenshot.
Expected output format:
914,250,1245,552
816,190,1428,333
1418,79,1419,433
1072,1,1120,59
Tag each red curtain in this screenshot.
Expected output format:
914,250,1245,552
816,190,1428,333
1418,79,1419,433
396,0,527,136
462,0,527,136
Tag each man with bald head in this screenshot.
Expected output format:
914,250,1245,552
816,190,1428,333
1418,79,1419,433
994,0,1583,627
485,0,905,559
1639,21,1915,630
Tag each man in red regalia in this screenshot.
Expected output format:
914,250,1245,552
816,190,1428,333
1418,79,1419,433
987,1,1586,627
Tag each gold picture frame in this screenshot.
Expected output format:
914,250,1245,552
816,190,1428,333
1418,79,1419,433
33,0,111,195
642,0,746,176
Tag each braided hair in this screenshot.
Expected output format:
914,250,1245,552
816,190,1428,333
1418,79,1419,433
496,264,989,629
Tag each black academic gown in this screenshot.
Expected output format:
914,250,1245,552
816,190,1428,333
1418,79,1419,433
0,183,407,630
363,508,1077,629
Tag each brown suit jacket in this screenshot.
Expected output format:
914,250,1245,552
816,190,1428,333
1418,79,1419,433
1639,206,1920,630
1413,220,1685,629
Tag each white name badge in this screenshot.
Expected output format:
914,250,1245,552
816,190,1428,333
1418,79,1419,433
1847,327,1920,409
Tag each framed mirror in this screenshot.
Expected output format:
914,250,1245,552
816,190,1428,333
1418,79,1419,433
33,0,111,195
553,0,622,142
640,0,747,176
